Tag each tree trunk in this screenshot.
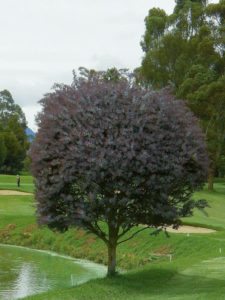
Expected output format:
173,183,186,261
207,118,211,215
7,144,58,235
107,242,117,276
208,166,214,191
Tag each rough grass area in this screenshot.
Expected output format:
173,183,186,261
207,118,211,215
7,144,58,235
0,175,225,299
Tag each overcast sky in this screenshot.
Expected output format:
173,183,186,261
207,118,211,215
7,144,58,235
0,0,218,131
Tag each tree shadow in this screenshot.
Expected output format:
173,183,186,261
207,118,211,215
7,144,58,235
94,266,225,299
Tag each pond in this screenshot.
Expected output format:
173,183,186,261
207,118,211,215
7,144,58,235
0,244,106,299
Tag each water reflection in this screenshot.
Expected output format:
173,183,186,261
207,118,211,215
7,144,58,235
5,263,49,299
0,244,106,300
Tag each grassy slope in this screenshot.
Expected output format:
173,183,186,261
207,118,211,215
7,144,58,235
0,175,225,299
184,183,225,229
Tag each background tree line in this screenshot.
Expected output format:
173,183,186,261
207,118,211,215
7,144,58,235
138,0,225,189
0,90,29,174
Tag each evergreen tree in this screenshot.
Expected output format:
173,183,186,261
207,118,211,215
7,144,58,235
140,0,225,189
0,90,28,173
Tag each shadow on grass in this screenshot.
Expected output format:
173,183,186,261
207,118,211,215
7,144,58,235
78,267,225,299
24,266,225,299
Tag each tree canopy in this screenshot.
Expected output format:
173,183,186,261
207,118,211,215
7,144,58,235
0,90,28,173
30,70,208,276
139,0,225,188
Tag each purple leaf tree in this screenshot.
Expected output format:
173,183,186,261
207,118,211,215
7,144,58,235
30,69,208,276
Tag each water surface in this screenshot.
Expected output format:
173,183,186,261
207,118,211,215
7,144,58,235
0,244,106,299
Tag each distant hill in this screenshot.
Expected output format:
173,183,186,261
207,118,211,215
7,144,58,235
25,127,36,142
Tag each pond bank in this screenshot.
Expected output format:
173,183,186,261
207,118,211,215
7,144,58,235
0,243,106,299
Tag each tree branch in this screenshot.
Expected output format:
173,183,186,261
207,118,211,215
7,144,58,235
84,221,108,244
117,226,132,239
117,226,150,245
94,220,108,240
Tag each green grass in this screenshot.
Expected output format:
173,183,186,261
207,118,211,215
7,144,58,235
0,174,34,193
24,263,225,300
0,195,34,216
0,175,225,299
183,183,225,230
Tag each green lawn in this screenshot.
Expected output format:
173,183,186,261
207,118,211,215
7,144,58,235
0,175,225,299
0,174,34,193
183,182,225,230
0,194,34,216
24,262,225,300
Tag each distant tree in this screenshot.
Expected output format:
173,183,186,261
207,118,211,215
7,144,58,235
75,66,130,83
178,72,225,188
30,70,208,276
22,156,32,173
2,132,24,174
0,90,26,128
0,133,7,168
0,90,28,173
139,0,225,189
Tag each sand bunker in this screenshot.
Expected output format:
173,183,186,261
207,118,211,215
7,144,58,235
166,225,216,234
0,190,33,196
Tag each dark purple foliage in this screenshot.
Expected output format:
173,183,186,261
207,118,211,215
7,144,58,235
30,70,208,275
